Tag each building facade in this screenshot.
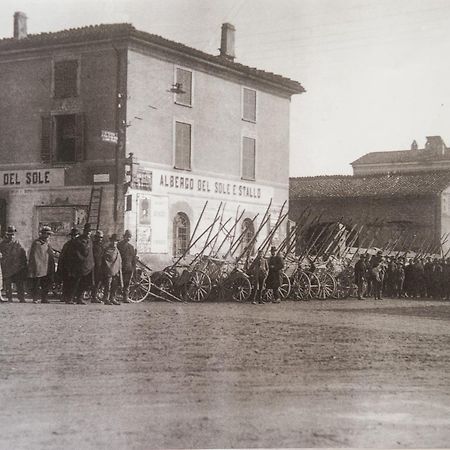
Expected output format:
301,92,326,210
0,14,304,266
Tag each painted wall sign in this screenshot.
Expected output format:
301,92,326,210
151,169,274,203
0,169,65,188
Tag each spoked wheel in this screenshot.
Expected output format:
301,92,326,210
261,272,291,302
291,269,311,300
316,271,336,300
306,271,320,299
226,273,252,302
334,275,355,299
151,271,174,301
184,269,212,302
128,267,152,303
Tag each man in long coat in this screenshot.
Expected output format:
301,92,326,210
354,254,366,300
0,226,27,302
57,227,80,304
28,226,55,303
102,234,122,305
266,245,284,303
117,229,136,303
91,230,104,303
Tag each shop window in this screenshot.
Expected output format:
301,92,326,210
173,212,190,256
175,68,192,106
174,121,191,170
41,114,85,164
242,137,256,181
241,218,255,255
54,60,79,98
242,88,256,122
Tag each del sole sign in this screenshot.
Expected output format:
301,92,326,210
0,169,65,188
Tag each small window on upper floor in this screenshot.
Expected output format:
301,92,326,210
174,121,192,170
175,68,192,107
54,60,79,99
242,136,256,181
242,88,256,122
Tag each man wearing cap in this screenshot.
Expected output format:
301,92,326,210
354,254,366,300
117,230,136,303
102,234,122,305
266,245,284,303
91,230,105,303
0,226,27,303
28,226,55,304
57,227,80,303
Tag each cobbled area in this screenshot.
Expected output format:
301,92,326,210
1,297,450,449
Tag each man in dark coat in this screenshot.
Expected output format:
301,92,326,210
354,254,366,300
91,230,104,303
0,226,27,302
28,226,55,304
57,227,80,304
266,246,284,303
250,249,268,304
117,229,136,304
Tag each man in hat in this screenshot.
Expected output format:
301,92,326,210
0,226,27,302
102,234,122,305
250,249,268,304
28,226,55,304
56,227,80,303
266,245,284,303
91,229,104,303
354,254,366,300
117,229,136,303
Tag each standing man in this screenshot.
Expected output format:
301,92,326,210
91,230,105,303
0,226,27,303
102,234,122,305
72,223,94,305
28,226,55,304
354,254,366,300
250,249,268,304
57,227,80,304
117,230,136,304
266,246,284,303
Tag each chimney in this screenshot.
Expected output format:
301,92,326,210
14,12,27,39
219,23,235,61
410,140,418,151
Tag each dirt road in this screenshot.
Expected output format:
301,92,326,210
1,298,450,449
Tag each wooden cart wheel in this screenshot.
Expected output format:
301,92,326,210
151,271,174,301
184,269,212,302
227,272,252,302
262,272,291,302
316,271,336,300
291,269,311,300
306,271,321,299
128,267,152,303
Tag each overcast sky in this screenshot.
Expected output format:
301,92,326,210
2,0,450,177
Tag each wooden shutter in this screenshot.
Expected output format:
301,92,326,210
242,137,256,180
74,113,85,162
41,116,52,164
243,88,256,122
175,122,191,170
176,68,192,106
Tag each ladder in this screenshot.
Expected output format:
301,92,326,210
87,186,103,230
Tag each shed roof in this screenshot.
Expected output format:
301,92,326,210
289,172,450,199
0,23,304,95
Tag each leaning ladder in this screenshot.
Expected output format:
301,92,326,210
87,186,103,230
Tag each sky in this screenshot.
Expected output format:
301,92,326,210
2,0,450,177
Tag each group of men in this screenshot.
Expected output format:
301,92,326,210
354,251,450,300
0,224,137,305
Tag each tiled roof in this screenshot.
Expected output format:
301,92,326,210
351,148,450,165
289,172,450,199
0,23,304,95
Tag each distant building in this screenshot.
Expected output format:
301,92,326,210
352,136,450,176
0,13,304,265
289,171,450,255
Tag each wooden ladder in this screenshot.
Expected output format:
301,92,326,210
87,186,103,230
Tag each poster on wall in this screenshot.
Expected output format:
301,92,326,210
150,196,169,253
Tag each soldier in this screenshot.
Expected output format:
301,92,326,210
371,262,383,300
57,227,80,304
250,249,268,304
354,254,366,300
28,226,55,304
117,230,136,304
266,246,284,303
91,230,104,303
102,234,122,305
0,226,27,303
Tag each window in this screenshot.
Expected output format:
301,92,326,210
242,88,256,122
241,218,255,255
41,114,85,164
175,68,192,106
175,121,192,170
173,212,190,256
242,137,256,180
54,60,78,98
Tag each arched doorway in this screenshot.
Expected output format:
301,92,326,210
173,212,190,256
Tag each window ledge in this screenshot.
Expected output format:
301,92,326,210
174,166,192,172
241,177,256,182
175,102,193,108
242,117,256,124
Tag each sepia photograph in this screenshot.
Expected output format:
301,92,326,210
1,0,450,448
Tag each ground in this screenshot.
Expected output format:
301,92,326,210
1,297,450,449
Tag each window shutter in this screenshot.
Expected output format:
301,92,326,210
243,88,256,122
41,116,52,164
176,68,192,106
175,122,191,170
242,137,256,180
74,113,85,162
